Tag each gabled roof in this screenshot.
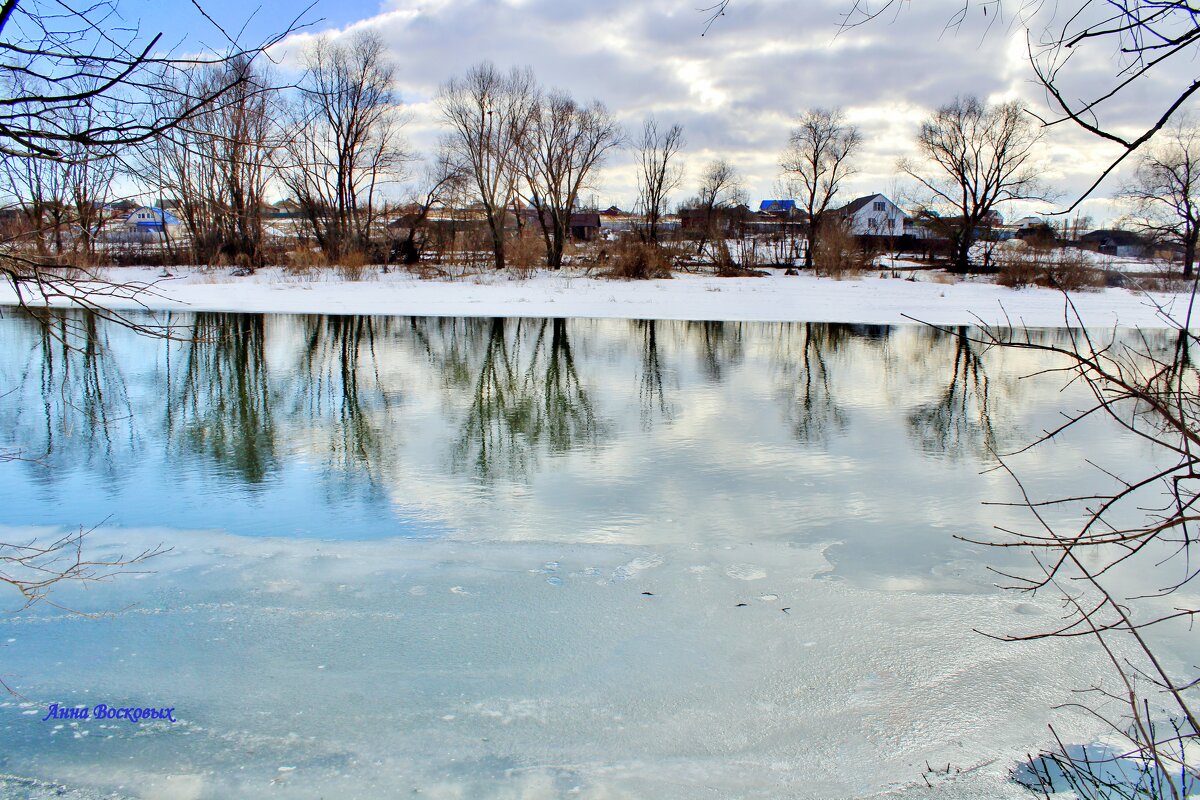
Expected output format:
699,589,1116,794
759,200,796,213
127,206,180,226
834,194,884,216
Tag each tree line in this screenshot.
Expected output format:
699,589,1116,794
2,32,1197,280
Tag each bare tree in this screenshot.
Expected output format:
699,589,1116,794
781,107,861,271
439,62,538,271
0,101,67,256
901,96,1046,274
521,91,623,269
203,58,280,270
832,1,1200,206
635,117,685,245
690,158,745,257
63,106,119,261
278,31,409,262
133,56,281,268
1122,119,1200,278
390,148,467,267
0,0,306,319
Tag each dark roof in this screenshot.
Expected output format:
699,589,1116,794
571,212,601,227
1080,229,1147,246
519,209,602,228
834,194,883,216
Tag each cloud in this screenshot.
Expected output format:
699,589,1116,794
269,0,1192,222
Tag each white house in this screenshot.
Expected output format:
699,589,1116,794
831,193,908,236
124,206,181,233
1011,216,1046,231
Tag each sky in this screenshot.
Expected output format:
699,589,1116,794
135,0,1197,226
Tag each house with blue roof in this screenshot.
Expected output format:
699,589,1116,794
759,200,797,215
124,206,181,232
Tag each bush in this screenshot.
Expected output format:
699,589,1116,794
601,240,673,280
284,246,326,276
813,221,872,278
506,233,545,277
995,243,1102,291
333,249,373,281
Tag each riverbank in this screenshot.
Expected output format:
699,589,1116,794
0,265,1193,327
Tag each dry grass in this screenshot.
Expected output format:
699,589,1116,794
333,250,375,281
813,222,872,278
506,234,545,277
600,240,673,280
995,244,1103,291
284,246,326,276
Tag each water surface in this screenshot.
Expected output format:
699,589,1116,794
0,310,1186,798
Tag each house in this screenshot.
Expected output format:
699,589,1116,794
1079,229,1151,258
124,206,181,232
597,205,640,233
569,212,602,241
830,194,907,236
759,199,802,217
266,198,305,219
519,208,603,241
678,205,750,238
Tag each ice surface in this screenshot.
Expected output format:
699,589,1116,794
0,315,1191,798
0,527,1122,799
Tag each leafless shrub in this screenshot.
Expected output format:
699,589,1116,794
949,299,1200,798
601,240,673,280
333,250,374,281
712,238,769,277
995,245,1103,291
813,220,868,278
506,234,546,277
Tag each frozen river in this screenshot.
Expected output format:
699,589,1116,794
0,311,1188,798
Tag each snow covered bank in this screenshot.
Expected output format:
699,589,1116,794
0,265,1192,327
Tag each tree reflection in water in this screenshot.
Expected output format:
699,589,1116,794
634,319,676,429
0,310,1103,503
291,315,393,497
686,320,743,383
170,313,278,485
771,322,854,445
2,310,135,484
906,325,996,460
450,317,604,481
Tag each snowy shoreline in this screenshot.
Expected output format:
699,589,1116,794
0,265,1193,328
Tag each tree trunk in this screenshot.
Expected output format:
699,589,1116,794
489,225,506,271
805,217,817,270
549,215,566,270
952,225,974,274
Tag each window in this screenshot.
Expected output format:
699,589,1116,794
873,201,885,212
